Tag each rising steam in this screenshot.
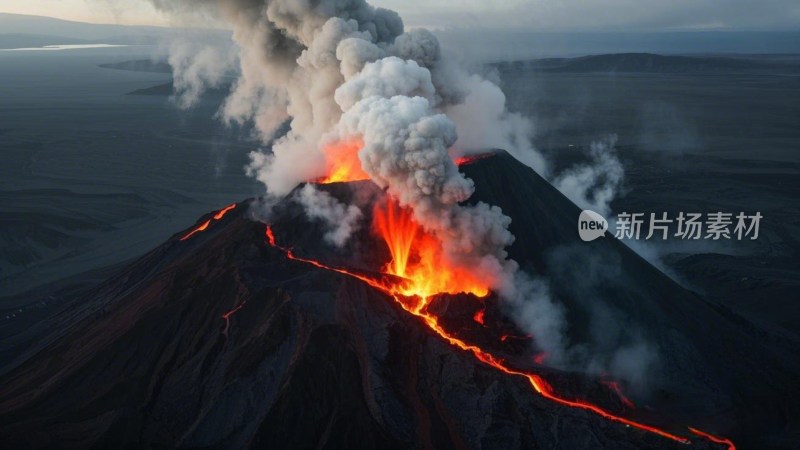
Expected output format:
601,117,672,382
554,135,624,217
146,0,644,380
295,184,362,248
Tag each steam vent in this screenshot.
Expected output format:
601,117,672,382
1,153,796,449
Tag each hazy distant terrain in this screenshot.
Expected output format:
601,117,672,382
503,52,800,74
0,13,170,40
0,44,798,363
99,59,172,73
0,13,228,49
0,33,92,49
495,53,800,334
498,53,800,161
0,47,260,307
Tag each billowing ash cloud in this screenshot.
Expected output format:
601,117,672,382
145,0,635,374
332,59,518,295
147,0,543,193
295,184,362,248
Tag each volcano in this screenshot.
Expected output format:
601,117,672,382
0,152,797,449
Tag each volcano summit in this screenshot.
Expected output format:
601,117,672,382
1,153,795,449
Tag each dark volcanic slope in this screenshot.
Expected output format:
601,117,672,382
463,153,800,450
0,153,796,449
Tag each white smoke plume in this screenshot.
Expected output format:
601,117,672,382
445,74,547,174
295,184,362,248
143,0,595,367
164,38,237,109
553,135,624,217
330,59,520,295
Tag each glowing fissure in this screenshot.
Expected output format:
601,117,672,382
221,301,247,337
315,142,494,185
453,154,494,167
180,203,237,241
473,309,486,326
318,139,370,184
372,200,490,299
501,333,532,342
263,223,735,449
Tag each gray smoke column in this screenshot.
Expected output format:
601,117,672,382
147,0,544,189
146,0,567,362
164,37,237,109
295,184,362,248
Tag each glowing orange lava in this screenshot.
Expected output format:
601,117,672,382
180,220,211,241
263,209,736,449
221,301,246,337
473,309,486,325
454,153,493,166
180,203,237,241
316,143,491,185
318,139,370,184
372,200,490,299
214,203,237,220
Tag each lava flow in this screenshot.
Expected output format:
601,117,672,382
372,201,490,300
221,301,246,338
180,203,237,241
318,139,370,184
264,201,736,449
316,140,495,185
473,308,486,326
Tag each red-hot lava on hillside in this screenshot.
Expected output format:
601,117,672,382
175,153,734,449
318,139,370,184
2,152,771,449
180,203,237,241
103,0,786,443
317,147,487,185
372,200,491,300
263,192,735,449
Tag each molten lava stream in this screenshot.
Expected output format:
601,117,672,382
180,203,237,241
453,153,494,166
263,199,735,449
315,139,494,185
371,200,490,299
221,301,246,337
317,139,370,184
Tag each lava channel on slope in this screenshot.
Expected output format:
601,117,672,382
175,155,734,449
263,196,736,450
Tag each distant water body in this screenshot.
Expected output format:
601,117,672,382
1,44,129,52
